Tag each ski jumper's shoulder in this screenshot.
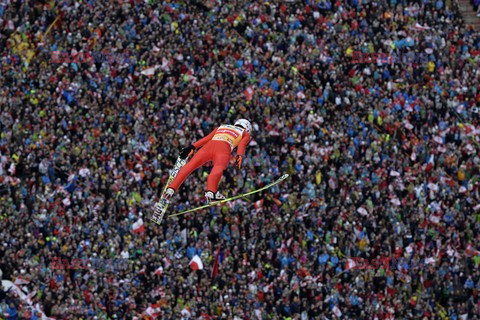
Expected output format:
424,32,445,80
193,127,218,149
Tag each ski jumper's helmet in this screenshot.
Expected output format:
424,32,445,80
234,119,252,133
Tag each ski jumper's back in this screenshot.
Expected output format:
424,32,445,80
211,125,245,149
167,124,251,193
193,125,250,156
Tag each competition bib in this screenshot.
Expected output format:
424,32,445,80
212,125,244,150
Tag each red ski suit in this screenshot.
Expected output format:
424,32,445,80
169,125,251,192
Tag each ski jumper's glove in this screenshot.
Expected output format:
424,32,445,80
235,155,243,169
180,145,195,158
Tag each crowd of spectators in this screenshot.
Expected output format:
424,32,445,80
1,0,480,319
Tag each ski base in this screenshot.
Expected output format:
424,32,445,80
151,156,189,225
151,199,169,225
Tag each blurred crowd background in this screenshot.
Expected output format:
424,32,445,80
1,0,480,319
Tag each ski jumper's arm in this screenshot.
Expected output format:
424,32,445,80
193,128,218,149
236,131,251,156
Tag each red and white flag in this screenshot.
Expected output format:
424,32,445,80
357,207,368,216
14,276,30,286
465,243,480,256
244,86,254,101
26,290,36,304
138,266,146,275
332,305,342,317
404,120,414,130
345,258,357,271
141,65,160,76
162,257,172,269
161,57,170,71
426,154,434,172
189,255,204,270
464,124,478,136
132,218,145,234
181,308,192,317
433,136,443,144
390,197,402,207
254,199,264,213
154,265,163,276
353,225,363,240
412,23,431,31
145,302,163,318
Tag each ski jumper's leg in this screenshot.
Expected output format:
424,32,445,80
168,146,213,191
207,141,232,192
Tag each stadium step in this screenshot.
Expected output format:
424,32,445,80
457,0,480,31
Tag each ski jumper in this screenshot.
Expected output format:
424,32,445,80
168,125,251,192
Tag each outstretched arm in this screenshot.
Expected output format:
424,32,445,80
236,131,251,156
193,128,218,149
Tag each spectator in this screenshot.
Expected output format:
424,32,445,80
0,0,479,319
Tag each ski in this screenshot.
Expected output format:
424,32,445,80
168,174,289,218
151,156,189,225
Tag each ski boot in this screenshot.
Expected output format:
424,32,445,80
204,190,226,204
